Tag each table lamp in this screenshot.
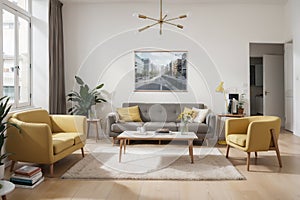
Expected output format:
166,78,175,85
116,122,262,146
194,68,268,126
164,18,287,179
216,81,228,113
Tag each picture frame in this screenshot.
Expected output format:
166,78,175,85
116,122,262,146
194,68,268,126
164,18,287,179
134,51,187,92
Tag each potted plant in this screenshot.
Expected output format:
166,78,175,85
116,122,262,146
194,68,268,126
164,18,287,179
0,96,14,179
238,93,246,114
67,76,106,117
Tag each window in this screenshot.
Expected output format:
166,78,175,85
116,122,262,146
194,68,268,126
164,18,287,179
1,1,31,108
7,0,29,12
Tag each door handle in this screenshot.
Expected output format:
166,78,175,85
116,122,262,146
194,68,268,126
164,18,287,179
265,90,270,95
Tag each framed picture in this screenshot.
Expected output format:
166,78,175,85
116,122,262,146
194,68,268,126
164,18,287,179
134,51,187,91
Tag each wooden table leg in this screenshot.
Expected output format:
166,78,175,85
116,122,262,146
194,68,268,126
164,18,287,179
124,139,127,154
87,122,91,139
188,140,194,164
95,122,99,142
2,195,7,200
119,139,123,162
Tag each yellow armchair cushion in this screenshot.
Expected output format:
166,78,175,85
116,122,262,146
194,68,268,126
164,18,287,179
117,105,142,122
227,134,247,147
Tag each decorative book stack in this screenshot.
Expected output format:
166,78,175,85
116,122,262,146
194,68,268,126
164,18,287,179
10,166,44,189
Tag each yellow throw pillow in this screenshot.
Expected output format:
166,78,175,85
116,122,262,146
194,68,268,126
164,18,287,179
117,105,142,122
177,107,198,120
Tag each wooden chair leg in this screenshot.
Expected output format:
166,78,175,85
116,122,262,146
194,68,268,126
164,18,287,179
271,129,282,168
247,152,251,171
81,148,85,157
10,161,16,172
50,164,54,177
226,145,230,158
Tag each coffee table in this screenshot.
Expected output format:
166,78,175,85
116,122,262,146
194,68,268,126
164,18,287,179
117,131,198,164
0,180,15,200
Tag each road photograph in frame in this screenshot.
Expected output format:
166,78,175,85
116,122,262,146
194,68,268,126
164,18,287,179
135,51,187,91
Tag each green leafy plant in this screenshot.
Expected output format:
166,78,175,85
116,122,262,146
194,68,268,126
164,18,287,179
0,96,17,165
67,76,106,117
238,93,246,109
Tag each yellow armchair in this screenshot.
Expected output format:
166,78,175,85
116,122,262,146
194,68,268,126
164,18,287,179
225,116,282,171
6,109,87,176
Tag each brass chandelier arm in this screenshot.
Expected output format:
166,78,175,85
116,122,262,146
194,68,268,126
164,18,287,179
138,14,160,22
139,22,160,32
165,15,187,22
162,14,167,20
164,21,184,29
137,0,187,34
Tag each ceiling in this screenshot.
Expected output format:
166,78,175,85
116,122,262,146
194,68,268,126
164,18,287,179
60,0,288,5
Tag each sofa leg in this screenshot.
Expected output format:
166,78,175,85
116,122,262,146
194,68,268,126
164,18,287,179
255,152,258,158
10,161,16,172
112,137,116,146
226,145,230,158
81,148,85,157
50,164,54,177
247,152,251,171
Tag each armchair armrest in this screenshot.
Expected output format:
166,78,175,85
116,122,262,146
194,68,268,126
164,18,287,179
6,118,54,163
50,115,87,134
225,118,250,137
246,121,273,151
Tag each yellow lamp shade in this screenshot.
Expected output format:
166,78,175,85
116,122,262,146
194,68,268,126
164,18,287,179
216,81,225,93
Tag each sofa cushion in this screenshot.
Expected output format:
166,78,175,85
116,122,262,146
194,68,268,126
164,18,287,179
52,133,75,154
181,122,208,133
53,132,86,144
192,108,210,123
144,122,178,131
111,122,144,133
177,107,198,122
227,134,247,147
117,106,142,122
123,103,204,122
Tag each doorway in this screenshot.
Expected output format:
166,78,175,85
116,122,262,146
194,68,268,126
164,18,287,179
249,43,285,126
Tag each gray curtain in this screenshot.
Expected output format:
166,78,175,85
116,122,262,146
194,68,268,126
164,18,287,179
49,0,66,114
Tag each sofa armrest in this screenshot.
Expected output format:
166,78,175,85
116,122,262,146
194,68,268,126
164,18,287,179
205,112,216,136
50,115,87,134
106,112,118,134
6,118,54,163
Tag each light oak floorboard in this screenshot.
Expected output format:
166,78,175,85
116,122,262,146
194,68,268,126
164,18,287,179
5,130,300,200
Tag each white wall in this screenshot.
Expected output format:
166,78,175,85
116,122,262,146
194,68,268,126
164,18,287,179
31,0,49,110
62,2,285,118
250,43,284,57
285,0,300,136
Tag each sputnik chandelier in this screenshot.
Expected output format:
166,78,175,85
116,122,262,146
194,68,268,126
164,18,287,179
138,0,187,35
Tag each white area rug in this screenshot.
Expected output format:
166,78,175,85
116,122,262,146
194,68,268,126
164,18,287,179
62,145,245,181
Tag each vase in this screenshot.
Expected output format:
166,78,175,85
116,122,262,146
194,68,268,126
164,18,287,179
180,122,189,135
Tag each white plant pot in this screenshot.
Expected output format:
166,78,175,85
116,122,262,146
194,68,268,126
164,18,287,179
0,165,4,179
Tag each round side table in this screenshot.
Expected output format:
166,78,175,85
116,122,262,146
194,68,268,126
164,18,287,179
0,180,15,200
87,119,101,142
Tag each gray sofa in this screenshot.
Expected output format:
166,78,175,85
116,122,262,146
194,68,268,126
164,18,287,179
106,103,216,144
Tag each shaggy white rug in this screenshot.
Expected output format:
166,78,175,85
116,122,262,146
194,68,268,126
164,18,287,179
62,145,245,181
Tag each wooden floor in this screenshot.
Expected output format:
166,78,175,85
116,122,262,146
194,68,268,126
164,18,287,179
4,130,300,200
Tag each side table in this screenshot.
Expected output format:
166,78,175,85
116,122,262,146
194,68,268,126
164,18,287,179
217,114,244,144
87,119,101,142
0,180,15,200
